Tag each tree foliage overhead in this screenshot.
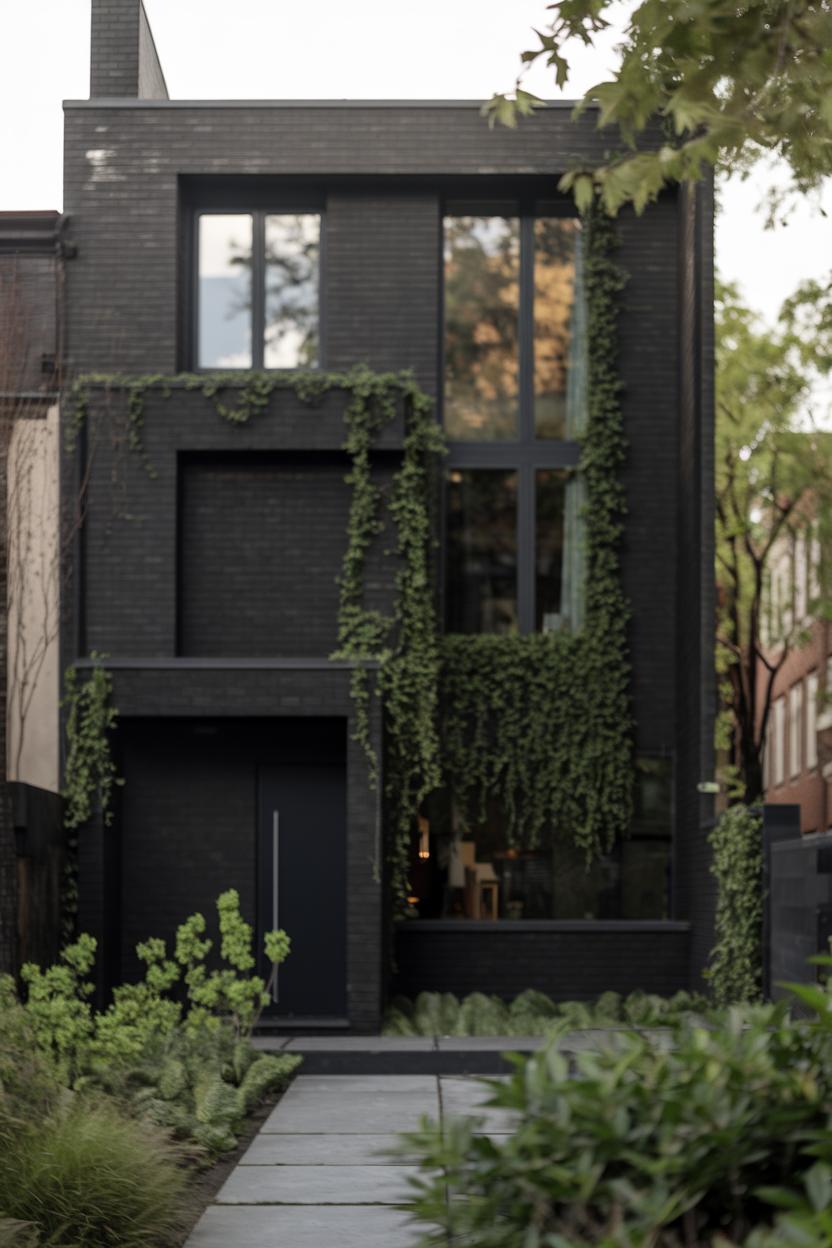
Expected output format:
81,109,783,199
715,278,832,802
487,0,832,214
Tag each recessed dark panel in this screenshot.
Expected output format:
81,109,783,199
178,452,393,657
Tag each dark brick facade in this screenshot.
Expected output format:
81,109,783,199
62,0,715,1026
394,922,692,1001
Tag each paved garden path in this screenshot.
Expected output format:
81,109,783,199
185,1073,516,1247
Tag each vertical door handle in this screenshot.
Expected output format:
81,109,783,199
272,810,279,1003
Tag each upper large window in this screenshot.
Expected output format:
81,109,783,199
196,211,320,370
443,202,586,634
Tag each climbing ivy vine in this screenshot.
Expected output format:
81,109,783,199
68,366,445,900
67,207,633,907
439,204,634,861
704,804,764,1005
61,658,121,939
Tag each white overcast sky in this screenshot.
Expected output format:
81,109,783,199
1,0,829,329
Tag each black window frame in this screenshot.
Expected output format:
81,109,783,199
190,200,326,373
441,199,583,635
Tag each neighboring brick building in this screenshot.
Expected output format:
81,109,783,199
0,212,65,972
52,0,715,1029
762,528,832,835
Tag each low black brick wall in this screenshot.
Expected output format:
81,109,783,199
769,827,832,1001
393,920,692,1000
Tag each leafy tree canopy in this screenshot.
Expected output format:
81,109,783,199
715,277,832,802
486,1,832,215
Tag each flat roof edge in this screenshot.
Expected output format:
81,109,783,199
65,97,589,110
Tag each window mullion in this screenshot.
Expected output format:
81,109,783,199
519,214,534,443
252,211,266,369
517,461,535,633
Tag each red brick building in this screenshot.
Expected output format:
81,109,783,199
762,530,832,833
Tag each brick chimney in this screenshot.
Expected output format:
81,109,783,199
90,0,169,99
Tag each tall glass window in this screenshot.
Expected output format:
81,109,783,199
197,210,321,370
264,214,320,369
198,214,253,369
443,204,586,635
444,212,520,440
446,469,518,633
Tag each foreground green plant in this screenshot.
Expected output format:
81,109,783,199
384,988,709,1036
400,976,832,1246
0,992,188,1248
12,889,298,1158
0,1102,189,1248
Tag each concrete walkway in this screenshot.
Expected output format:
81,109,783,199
185,1073,515,1247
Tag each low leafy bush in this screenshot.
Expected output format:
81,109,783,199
384,987,709,1035
10,888,299,1158
0,890,300,1244
401,979,832,1246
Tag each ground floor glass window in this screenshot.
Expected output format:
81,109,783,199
406,758,672,921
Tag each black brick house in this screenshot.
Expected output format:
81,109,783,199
61,0,715,1031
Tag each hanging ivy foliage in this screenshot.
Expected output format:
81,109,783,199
67,365,445,899
438,204,634,860
61,657,122,940
704,804,764,1005
66,204,633,904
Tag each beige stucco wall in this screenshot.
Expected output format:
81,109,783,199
7,402,60,793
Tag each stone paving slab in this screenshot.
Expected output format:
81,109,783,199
274,1074,438,1095
262,1089,438,1134
435,1035,543,1051
281,1036,436,1051
217,1162,417,1205
240,1132,410,1166
185,1205,421,1247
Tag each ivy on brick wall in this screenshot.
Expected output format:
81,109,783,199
60,657,121,940
438,204,634,862
66,203,633,907
67,365,445,898
704,804,764,1005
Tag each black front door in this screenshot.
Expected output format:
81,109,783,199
257,761,347,1019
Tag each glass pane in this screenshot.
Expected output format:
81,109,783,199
407,757,672,921
198,214,253,368
536,468,567,632
444,215,520,440
264,214,320,369
534,218,584,439
446,469,517,633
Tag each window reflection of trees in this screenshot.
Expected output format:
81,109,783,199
199,212,320,369
265,215,319,368
534,219,580,439
444,216,520,440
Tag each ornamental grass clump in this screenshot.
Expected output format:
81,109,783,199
0,985,188,1248
400,975,832,1246
0,1103,189,1248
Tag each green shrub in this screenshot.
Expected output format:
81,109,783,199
400,989,832,1246
384,988,709,1036
0,1101,188,1248
11,890,299,1159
